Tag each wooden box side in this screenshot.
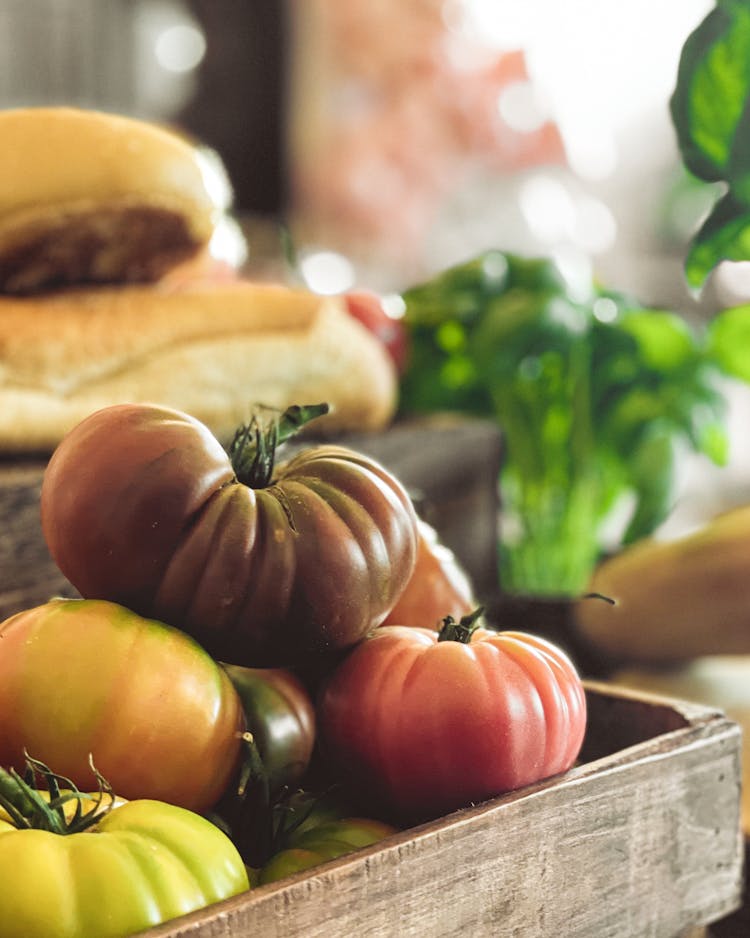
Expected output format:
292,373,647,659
140,685,744,938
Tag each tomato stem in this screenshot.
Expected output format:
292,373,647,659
228,403,330,487
437,607,485,644
581,591,616,605
0,753,115,834
209,732,275,868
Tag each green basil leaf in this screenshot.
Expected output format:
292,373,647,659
671,2,750,287
707,301,750,380
670,2,750,184
617,309,699,370
684,190,750,289
621,432,675,545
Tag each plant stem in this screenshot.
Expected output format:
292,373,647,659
228,403,329,488
499,469,601,597
437,608,485,643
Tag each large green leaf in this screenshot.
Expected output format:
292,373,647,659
670,2,750,183
671,1,750,286
617,308,699,370
707,301,750,380
685,190,750,289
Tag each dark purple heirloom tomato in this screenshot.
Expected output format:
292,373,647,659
40,402,419,667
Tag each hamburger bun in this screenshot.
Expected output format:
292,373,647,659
0,107,227,293
0,280,398,450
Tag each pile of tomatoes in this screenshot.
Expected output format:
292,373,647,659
0,400,587,938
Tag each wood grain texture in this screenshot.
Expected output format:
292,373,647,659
0,460,78,620
138,684,744,938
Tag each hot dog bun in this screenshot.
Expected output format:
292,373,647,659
0,280,397,450
0,107,226,293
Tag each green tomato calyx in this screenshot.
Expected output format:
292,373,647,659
228,403,330,488
0,752,115,835
208,731,274,869
437,607,485,644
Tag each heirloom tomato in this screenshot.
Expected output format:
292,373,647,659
222,664,316,792
0,762,249,938
40,402,419,667
383,519,474,629
257,790,396,884
258,816,396,884
0,598,244,812
318,613,587,823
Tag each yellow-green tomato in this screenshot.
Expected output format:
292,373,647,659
258,817,396,885
0,799,249,938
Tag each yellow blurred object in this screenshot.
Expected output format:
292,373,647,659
573,504,750,664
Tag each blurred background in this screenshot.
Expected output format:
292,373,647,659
0,0,725,304
4,0,750,528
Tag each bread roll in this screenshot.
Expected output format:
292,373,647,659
0,280,398,450
0,107,226,293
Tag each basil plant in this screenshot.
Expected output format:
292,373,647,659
399,252,741,597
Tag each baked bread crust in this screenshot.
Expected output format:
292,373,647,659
0,107,225,292
0,281,397,450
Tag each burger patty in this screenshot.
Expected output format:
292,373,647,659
0,206,202,294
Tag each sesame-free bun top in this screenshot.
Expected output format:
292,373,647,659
0,107,227,293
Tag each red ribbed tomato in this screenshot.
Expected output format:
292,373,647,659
40,402,418,667
318,614,587,823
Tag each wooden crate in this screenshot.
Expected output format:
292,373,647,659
137,681,743,938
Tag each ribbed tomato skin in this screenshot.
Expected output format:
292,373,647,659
383,519,474,629
0,799,249,938
40,403,419,667
0,598,244,812
318,626,587,823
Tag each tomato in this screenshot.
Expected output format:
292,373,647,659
258,816,396,884
317,616,587,823
40,402,419,667
0,798,249,938
344,289,409,374
0,598,244,812
383,519,475,629
222,664,316,792
257,791,396,885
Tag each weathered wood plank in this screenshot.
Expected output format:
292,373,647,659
138,685,744,938
0,461,78,619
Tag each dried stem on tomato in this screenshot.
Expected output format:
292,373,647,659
0,753,115,834
227,403,330,488
437,607,485,644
